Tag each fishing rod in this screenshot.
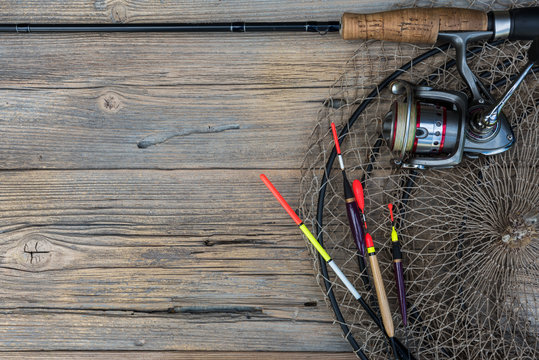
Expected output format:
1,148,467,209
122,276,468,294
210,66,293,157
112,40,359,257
260,174,413,360
0,22,340,34
0,7,535,42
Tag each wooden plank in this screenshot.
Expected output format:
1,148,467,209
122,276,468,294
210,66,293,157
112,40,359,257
0,169,302,234
0,351,357,359
0,312,349,351
0,169,353,351
0,32,361,170
0,1,396,23
0,0,473,355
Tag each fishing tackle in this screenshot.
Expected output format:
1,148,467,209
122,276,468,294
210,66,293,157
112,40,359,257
352,180,397,359
387,204,407,327
3,5,538,357
2,7,537,171
316,7,538,354
330,123,373,299
380,8,539,169
260,174,412,360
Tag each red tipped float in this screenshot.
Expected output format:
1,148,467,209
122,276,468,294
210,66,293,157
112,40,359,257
330,122,341,155
352,179,365,213
260,174,302,225
365,232,375,249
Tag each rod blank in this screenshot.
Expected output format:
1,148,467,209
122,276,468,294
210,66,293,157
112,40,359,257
0,22,340,33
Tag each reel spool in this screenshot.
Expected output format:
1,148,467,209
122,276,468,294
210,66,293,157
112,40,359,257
382,83,463,167
380,35,537,169
383,100,459,157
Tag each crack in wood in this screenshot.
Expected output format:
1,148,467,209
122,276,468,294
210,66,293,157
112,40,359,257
19,237,53,266
171,306,263,315
23,242,51,264
203,238,267,247
1,305,265,318
137,124,240,149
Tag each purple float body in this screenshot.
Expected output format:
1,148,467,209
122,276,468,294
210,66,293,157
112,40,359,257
345,201,367,257
393,260,407,326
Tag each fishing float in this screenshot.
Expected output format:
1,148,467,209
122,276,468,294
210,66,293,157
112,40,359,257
352,179,397,358
330,123,373,297
260,174,411,360
388,203,407,327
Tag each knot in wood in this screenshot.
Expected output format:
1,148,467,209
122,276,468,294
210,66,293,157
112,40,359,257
95,1,129,23
20,235,52,267
99,92,122,113
111,4,128,23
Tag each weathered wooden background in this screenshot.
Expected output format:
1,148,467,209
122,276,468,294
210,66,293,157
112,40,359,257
0,1,462,358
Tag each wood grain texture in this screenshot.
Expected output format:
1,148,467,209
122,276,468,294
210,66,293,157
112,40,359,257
0,33,359,170
0,1,394,23
0,352,357,359
0,312,345,351
0,169,352,351
0,0,467,355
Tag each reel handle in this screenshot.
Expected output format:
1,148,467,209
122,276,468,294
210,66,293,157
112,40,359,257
340,7,487,44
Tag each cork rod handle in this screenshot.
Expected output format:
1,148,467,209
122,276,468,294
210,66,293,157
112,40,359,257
341,7,488,44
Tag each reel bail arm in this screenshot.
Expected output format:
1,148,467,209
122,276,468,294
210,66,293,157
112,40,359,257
480,37,538,129
436,32,493,104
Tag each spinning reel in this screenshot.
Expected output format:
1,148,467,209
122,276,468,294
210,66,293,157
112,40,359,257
383,20,538,169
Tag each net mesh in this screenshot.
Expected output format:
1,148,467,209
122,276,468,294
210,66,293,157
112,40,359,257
299,1,539,359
